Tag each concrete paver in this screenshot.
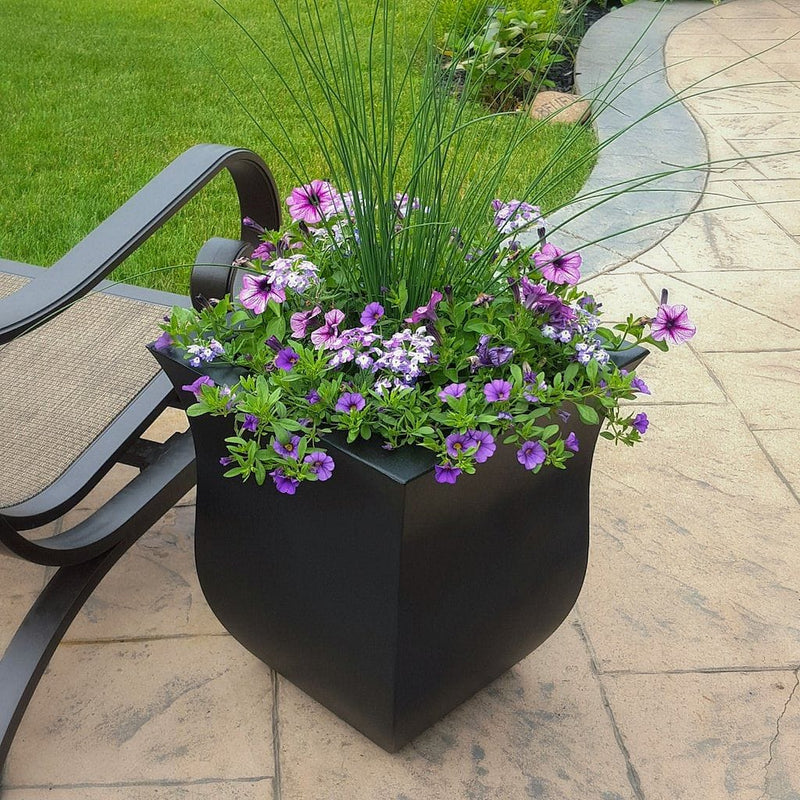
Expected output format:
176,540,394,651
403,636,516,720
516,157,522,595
603,671,800,800
5,637,274,789
2,1,800,798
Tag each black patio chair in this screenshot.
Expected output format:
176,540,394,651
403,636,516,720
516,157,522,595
0,144,280,773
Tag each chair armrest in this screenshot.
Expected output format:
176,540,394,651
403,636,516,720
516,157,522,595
0,144,280,344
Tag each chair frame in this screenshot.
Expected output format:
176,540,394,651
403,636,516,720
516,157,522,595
0,144,280,773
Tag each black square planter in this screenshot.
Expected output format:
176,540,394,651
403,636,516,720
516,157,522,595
152,345,645,751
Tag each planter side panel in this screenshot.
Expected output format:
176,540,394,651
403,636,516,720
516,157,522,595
393,424,599,748
191,411,407,750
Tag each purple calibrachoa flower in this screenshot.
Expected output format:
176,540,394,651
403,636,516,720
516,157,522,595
242,414,259,433
360,302,385,328
651,303,696,345
532,243,582,285
466,430,496,463
474,335,514,370
275,348,300,372
484,379,512,403
290,306,322,338
286,180,339,224
243,216,265,234
272,435,301,459
497,411,513,422
445,432,471,458
181,375,214,399
631,376,651,395
633,412,649,434
517,440,546,470
438,383,467,402
306,389,321,405
270,468,300,495
239,274,285,314
304,451,335,481
335,391,366,413
153,331,172,351
434,462,461,484
219,456,234,467
565,432,580,452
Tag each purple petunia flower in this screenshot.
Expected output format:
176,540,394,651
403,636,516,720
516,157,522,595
565,432,580,452
270,468,300,495
219,456,234,467
239,274,285,314
306,389,321,405
335,391,366,413
633,412,649,434
466,430,496,463
242,414,259,433
290,306,322,339
484,379,512,403
532,243,582,285
631,376,651,395
434,462,461,484
286,180,339,224
497,411,513,422
181,375,215,399
251,241,277,261
310,308,345,349
272,435,301,459
405,290,443,324
517,440,546,470
651,303,696,345
445,432,471,459
360,302,385,328
438,383,467,402
275,347,300,372
304,451,335,481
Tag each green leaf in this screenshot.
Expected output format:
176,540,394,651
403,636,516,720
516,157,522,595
563,362,579,386
586,359,599,383
576,404,600,425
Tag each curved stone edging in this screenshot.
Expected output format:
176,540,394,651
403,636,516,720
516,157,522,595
547,1,712,276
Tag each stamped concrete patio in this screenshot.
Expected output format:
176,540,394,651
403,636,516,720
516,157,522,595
2,0,799,797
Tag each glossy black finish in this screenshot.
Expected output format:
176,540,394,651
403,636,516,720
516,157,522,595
154,345,647,752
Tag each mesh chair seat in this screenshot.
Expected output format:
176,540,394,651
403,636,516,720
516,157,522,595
0,276,169,508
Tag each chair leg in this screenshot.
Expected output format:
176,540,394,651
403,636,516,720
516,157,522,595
0,537,136,773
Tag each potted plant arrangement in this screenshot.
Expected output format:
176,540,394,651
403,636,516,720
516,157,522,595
150,0,695,752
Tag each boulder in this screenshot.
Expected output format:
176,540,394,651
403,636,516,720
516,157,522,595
529,91,591,125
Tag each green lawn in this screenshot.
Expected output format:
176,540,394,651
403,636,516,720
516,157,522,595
0,0,596,294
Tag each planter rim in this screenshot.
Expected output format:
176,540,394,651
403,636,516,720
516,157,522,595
148,341,648,485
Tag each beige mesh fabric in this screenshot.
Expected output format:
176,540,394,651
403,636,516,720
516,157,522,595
0,272,28,299
0,290,169,508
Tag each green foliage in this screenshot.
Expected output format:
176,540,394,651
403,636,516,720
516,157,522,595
159,213,676,492
445,7,568,109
